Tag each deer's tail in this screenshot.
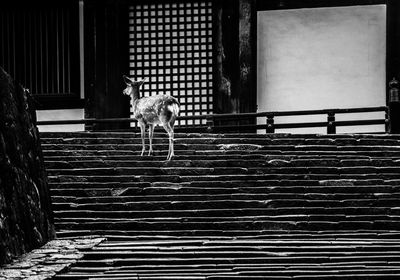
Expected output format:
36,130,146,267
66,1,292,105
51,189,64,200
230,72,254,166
167,100,180,117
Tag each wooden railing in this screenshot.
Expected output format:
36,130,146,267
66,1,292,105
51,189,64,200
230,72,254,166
36,106,389,134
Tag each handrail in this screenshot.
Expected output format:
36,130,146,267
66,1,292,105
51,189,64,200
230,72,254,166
36,106,389,134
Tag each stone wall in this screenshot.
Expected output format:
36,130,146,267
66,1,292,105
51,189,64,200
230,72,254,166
0,67,55,265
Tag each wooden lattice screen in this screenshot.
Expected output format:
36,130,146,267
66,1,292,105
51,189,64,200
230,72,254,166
128,1,213,126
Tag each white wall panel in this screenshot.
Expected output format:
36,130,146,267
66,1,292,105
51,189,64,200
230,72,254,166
257,5,386,133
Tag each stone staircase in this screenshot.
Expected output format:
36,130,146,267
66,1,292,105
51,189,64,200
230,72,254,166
41,132,400,279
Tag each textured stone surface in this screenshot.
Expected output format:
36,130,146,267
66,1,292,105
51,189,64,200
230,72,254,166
40,132,400,279
0,237,105,279
0,67,55,265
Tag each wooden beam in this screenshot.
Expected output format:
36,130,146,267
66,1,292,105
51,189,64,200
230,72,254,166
238,0,256,113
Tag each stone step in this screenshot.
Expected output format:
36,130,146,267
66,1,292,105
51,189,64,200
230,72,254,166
46,166,400,176
52,208,400,219
54,230,400,239
53,219,400,232
39,132,400,139
42,154,380,161
47,174,400,183
42,149,400,157
51,192,400,203
53,216,400,228
96,238,400,246
48,178,394,187
64,254,400,266
40,136,400,145
49,183,400,194
41,132,400,279
79,250,400,260
44,158,400,169
54,273,400,280
40,143,400,152
51,197,400,210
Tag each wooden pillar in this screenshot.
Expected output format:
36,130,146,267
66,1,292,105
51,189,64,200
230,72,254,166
213,0,239,114
83,0,96,130
387,0,400,133
213,0,257,116
84,0,130,130
238,0,257,113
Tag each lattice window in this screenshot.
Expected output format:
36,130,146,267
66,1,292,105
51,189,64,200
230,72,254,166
128,1,213,126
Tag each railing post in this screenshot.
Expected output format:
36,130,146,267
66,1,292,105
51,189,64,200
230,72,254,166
389,78,400,134
327,112,336,134
266,114,275,133
206,116,214,133
385,108,390,133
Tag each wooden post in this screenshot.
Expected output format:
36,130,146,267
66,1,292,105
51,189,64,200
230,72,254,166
385,108,390,133
266,115,275,133
327,112,336,134
206,116,214,133
389,78,400,133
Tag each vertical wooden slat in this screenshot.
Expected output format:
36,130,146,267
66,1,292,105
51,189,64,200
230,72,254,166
28,12,33,93
1,12,3,69
12,11,16,79
79,0,85,99
22,11,26,89
67,8,71,93
39,10,44,94
44,11,49,94
6,13,11,76
56,9,60,94
34,10,38,94
50,10,55,94
61,9,65,93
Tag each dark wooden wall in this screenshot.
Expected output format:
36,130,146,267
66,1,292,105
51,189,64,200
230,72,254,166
84,0,130,130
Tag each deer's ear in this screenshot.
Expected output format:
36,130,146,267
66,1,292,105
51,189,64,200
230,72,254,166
138,77,147,87
123,75,134,85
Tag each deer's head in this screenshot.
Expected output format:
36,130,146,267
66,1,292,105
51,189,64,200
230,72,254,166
122,75,147,96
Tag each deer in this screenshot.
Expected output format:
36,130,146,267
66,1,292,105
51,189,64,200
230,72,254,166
122,75,180,161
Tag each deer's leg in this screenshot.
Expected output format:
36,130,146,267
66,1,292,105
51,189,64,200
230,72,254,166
148,123,155,156
138,121,146,156
162,122,174,161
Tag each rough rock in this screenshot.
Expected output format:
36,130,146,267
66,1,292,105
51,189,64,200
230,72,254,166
0,67,55,265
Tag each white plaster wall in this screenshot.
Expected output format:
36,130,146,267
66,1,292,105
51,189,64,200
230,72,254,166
36,109,85,132
257,5,386,133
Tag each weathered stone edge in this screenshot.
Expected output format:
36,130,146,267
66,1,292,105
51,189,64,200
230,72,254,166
0,236,105,280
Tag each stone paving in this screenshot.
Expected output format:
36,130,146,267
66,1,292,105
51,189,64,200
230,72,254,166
0,237,105,280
